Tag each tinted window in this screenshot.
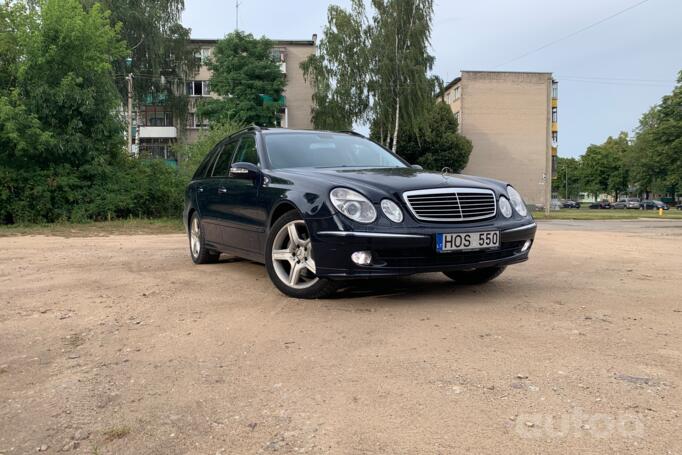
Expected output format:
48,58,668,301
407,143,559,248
211,140,238,177
263,133,407,169
232,135,259,165
192,144,222,180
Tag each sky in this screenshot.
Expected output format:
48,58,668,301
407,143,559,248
182,0,682,158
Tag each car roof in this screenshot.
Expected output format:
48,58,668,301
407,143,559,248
260,128,360,136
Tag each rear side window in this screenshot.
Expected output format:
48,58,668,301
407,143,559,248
193,146,219,180
232,135,259,166
211,140,238,177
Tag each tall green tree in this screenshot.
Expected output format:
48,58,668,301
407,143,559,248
632,71,682,197
370,0,434,152
394,102,471,172
83,0,195,116
580,133,631,200
300,1,370,131
2,0,127,170
552,157,581,200
302,0,435,152
198,31,286,126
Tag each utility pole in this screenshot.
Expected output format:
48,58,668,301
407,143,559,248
126,73,133,155
236,0,241,31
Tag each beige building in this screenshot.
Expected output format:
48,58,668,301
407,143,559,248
441,71,558,208
136,36,316,160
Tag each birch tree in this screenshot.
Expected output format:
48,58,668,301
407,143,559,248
301,0,434,152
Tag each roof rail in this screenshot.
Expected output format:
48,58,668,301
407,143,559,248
230,124,267,137
338,130,366,138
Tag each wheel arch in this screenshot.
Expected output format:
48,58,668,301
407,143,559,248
269,201,300,230
187,207,197,231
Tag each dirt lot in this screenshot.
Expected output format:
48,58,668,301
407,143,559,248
1,220,681,454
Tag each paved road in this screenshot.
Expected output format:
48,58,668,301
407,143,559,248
1,225,681,454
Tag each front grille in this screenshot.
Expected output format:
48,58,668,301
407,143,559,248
403,188,497,222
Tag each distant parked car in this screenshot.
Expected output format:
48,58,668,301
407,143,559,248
612,199,627,209
613,197,640,209
562,200,581,209
640,200,669,210
589,200,612,209
677,202,682,211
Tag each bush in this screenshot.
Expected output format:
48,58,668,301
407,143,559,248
1,158,186,224
176,119,245,179
396,102,472,172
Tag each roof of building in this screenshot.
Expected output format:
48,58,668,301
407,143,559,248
440,70,554,95
189,37,316,46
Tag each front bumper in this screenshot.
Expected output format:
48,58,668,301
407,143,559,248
309,217,537,279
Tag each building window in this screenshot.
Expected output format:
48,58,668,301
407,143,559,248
552,107,557,123
186,112,209,129
454,111,461,130
186,80,210,97
139,106,173,127
194,47,211,64
552,131,558,148
552,81,558,99
453,86,461,100
270,48,286,63
138,138,176,161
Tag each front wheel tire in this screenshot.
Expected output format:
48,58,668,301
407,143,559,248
443,266,506,285
189,212,220,264
265,211,338,299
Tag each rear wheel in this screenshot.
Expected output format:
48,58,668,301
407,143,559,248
265,211,338,299
189,212,220,264
443,266,506,285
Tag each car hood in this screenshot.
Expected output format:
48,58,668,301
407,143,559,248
274,167,506,199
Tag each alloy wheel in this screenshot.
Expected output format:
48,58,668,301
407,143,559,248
271,220,319,289
190,216,201,258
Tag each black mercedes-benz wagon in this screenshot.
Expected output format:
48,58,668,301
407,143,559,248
183,127,536,298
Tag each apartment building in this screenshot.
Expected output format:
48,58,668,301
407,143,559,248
441,71,558,208
135,35,317,161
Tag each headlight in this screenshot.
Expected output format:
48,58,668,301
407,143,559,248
330,188,377,223
380,199,403,223
499,196,512,218
507,186,528,216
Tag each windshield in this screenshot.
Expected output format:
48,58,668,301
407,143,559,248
263,133,408,170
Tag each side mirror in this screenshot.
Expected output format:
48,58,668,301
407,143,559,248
229,162,261,180
411,164,423,170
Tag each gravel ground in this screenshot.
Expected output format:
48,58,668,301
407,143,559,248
1,221,681,454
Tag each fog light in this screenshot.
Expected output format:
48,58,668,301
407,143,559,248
351,251,372,265
521,240,532,252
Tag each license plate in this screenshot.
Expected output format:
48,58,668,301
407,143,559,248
436,231,500,252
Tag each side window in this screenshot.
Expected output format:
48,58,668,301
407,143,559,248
211,140,238,177
232,135,259,166
193,145,220,180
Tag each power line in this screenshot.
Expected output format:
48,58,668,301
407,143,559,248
494,0,652,69
559,77,672,87
556,75,674,83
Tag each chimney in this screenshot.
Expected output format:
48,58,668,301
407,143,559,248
312,33,318,44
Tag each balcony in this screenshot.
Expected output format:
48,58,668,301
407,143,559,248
138,126,177,139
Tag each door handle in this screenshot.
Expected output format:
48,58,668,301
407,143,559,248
217,187,228,194
197,187,204,193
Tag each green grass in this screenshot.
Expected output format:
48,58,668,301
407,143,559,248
102,426,131,442
532,207,682,220
2,209,681,238
0,217,184,237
